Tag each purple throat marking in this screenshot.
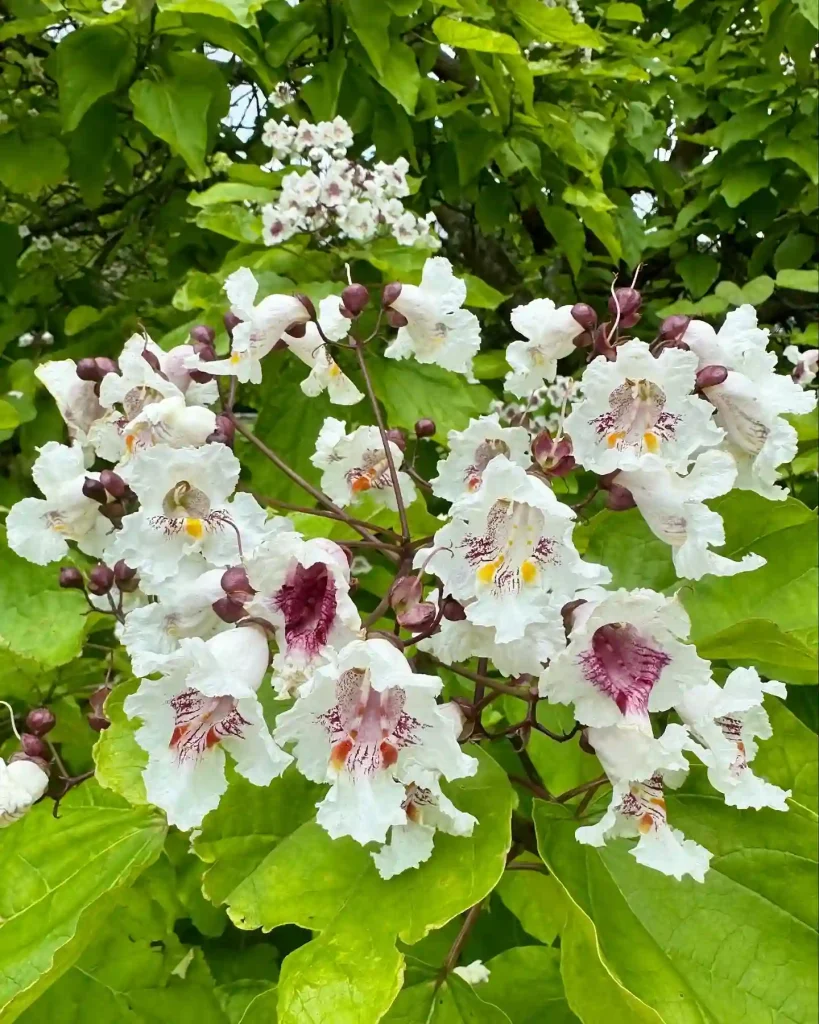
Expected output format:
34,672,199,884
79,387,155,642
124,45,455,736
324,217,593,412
275,560,338,656
579,623,671,716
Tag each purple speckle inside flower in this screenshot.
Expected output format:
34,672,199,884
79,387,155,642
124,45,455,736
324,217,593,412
579,623,671,716
275,561,338,656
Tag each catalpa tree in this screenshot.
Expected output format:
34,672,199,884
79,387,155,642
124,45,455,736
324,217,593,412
0,1,816,1023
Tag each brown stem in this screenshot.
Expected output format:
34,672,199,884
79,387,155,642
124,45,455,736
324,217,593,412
252,494,401,544
363,591,393,629
509,774,552,802
352,339,410,543
440,902,483,983
555,775,609,804
505,859,549,873
424,656,533,699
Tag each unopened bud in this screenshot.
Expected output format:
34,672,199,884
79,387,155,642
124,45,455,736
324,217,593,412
532,430,575,477
560,598,586,635
592,324,617,361
608,287,642,328
659,314,690,342
341,283,370,317
207,432,231,447
214,414,235,445
26,707,56,736
398,601,437,631
88,713,110,733
442,597,467,622
338,544,354,567
98,501,125,522
571,303,597,331
190,325,216,346
696,364,729,391
382,282,403,307
99,469,127,499
82,476,107,504
141,347,162,373
113,559,139,592
221,566,255,604
389,575,423,612
385,428,406,452
76,357,101,382
87,563,115,596
9,751,50,773
224,311,242,339
95,356,118,377
414,418,436,439
59,567,84,591
606,482,637,511
386,309,409,329
212,595,246,623
89,686,111,716
295,293,316,320
286,321,307,339
21,733,48,759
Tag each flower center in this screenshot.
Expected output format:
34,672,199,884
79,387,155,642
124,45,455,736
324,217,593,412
274,561,338,656
619,773,667,835
579,622,671,717
715,715,747,776
123,385,164,421
319,669,422,776
168,689,249,760
346,449,392,494
462,499,556,593
592,378,679,456
465,439,510,492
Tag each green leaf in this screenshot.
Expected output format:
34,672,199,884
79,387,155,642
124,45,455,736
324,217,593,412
0,399,20,430
379,38,423,115
754,696,818,814
69,99,118,209
0,133,68,196
463,275,508,309
535,790,819,1024
195,205,262,243
496,865,563,945
64,305,102,336
481,947,578,1024
793,0,819,28
578,508,676,592
538,205,586,277
93,678,148,806
509,0,606,48
385,974,513,1022
187,183,279,207
678,252,719,299
130,55,228,178
472,350,510,380
158,0,262,27
0,785,166,1020
682,491,818,684
720,165,772,208
345,0,391,75
605,2,644,21
55,26,135,133
716,275,775,306
301,48,347,121
432,17,520,54
765,135,819,183
368,356,495,443
777,269,819,293
773,234,814,271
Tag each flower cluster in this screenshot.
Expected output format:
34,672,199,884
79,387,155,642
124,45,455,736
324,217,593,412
5,241,810,888
259,115,438,248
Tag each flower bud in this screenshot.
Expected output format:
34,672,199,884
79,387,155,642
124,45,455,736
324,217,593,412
99,469,127,499
89,686,111,716
386,309,409,329
95,356,119,377
59,567,84,591
571,303,597,331
87,563,115,596
338,544,354,567
560,598,586,635
592,324,617,361
141,347,162,373
389,575,423,612
295,293,316,320
414,418,436,439
531,430,575,478
606,482,637,511
382,282,403,307
76,357,101,382
189,338,216,383
608,287,642,328
206,432,231,447
190,325,216,346
21,733,48,759
98,501,125,522
82,476,107,504
695,364,729,392
659,314,690,342
9,751,50,773
385,428,406,452
341,284,370,317
397,601,437,631
221,566,255,605
442,597,467,621
113,559,139,592
214,414,235,445
26,707,56,736
224,311,242,339
212,595,246,624
88,713,110,733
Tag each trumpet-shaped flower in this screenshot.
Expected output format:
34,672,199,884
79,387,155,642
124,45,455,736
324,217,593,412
282,296,363,405
430,414,531,502
504,299,584,397
0,758,49,826
34,359,105,460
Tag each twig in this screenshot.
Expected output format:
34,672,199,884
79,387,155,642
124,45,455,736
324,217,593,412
555,775,608,804
424,656,533,699
440,902,483,983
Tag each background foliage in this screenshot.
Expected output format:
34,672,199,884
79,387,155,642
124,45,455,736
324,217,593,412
0,0,816,1021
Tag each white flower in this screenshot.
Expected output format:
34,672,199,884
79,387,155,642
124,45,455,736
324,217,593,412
282,296,363,405
262,205,302,246
274,638,477,846
0,758,49,826
245,533,361,696
318,115,354,154
119,557,227,677
373,157,410,199
320,161,353,208
785,345,818,386
418,597,566,677
337,198,378,241
676,667,790,811
430,414,531,502
200,269,311,385
6,442,110,564
384,257,481,379
269,82,296,109
682,305,772,376
504,299,585,397
615,450,766,581
102,0,126,12
371,777,477,880
109,446,278,584
564,340,723,473
539,588,711,729
159,344,220,407
262,120,297,159
311,417,416,511
453,961,491,986
293,120,322,153
125,625,291,830
34,359,105,457
418,457,610,644
17,332,35,348
117,395,216,462
281,169,322,210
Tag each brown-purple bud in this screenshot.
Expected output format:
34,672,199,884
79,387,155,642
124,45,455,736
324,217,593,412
21,733,48,759
214,414,235,445
295,293,316,320
382,282,403,307
89,686,111,716
414,418,436,439
26,707,56,736
99,469,127,499
341,283,370,317
76,357,101,382
224,311,242,339
114,559,139,592
389,575,423,612
560,598,586,635
442,597,467,621
386,309,409,329
212,595,246,623
385,428,406,452
592,324,617,361
87,563,115,596
532,430,575,477
59,567,84,591
88,713,110,733
606,482,637,511
659,314,691,342
141,347,162,373
190,325,216,346
221,566,255,604
98,501,125,522
82,476,107,504
398,601,437,631
95,356,119,377
696,364,729,391
338,544,354,567
609,287,642,328
571,303,597,331
286,321,307,339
